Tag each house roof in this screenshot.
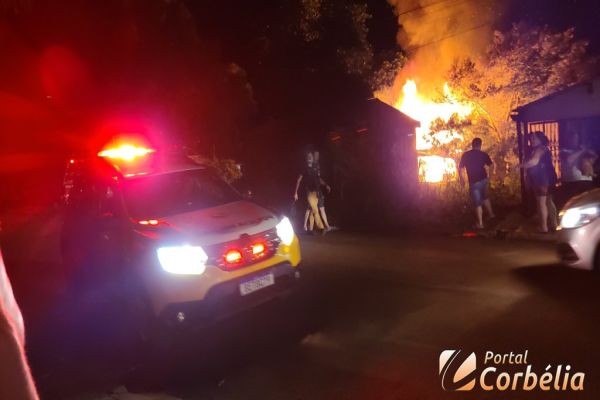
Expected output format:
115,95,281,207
512,77,600,122
366,97,421,127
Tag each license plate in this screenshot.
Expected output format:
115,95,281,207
239,273,275,296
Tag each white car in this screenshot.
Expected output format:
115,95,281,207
557,188,600,270
61,143,302,341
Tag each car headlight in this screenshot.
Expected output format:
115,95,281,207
276,217,295,246
559,205,600,229
157,245,208,275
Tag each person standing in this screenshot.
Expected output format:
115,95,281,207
523,131,558,233
459,138,495,229
294,151,330,233
0,250,40,400
560,133,597,201
312,151,334,232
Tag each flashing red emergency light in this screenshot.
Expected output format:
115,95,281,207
251,242,266,256
98,144,155,161
224,249,243,264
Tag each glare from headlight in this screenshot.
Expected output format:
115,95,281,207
276,217,295,246
560,206,600,229
157,245,208,275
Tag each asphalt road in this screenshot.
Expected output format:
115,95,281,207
8,229,600,399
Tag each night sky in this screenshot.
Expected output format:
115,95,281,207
505,0,600,52
185,0,600,69
1,0,599,159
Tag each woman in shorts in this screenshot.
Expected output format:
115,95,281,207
523,131,558,233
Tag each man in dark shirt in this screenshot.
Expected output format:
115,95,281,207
459,138,495,229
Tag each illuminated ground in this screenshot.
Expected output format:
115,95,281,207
7,227,600,399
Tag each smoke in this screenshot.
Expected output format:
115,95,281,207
381,0,507,102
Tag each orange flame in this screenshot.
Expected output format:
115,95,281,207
394,80,472,183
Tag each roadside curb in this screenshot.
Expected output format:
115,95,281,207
483,211,559,242
470,228,557,242
502,230,557,242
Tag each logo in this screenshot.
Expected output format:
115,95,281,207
439,350,586,392
439,350,477,391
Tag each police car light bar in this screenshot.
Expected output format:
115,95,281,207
98,144,155,161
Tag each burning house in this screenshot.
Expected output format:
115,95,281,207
512,77,600,206
388,79,473,183
327,97,419,225
376,0,495,184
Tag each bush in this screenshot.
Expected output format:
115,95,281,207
405,176,521,230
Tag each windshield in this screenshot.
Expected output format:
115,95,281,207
123,169,240,218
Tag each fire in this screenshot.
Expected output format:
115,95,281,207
394,80,472,183
418,155,458,184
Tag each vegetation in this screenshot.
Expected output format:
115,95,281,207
440,23,596,193
395,23,598,228
2,2,599,225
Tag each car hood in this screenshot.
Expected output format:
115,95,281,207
563,188,600,210
155,200,279,246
